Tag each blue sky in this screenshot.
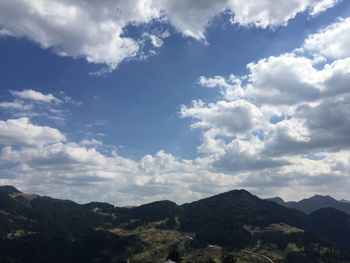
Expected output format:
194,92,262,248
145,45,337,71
1,0,350,205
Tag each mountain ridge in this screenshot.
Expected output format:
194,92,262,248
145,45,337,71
1,185,350,262
267,194,350,215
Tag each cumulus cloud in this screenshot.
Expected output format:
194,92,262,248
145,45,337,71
199,55,350,107
297,96,350,150
244,54,323,105
0,130,212,205
0,118,66,146
0,110,350,205
0,117,202,204
0,0,147,69
228,0,338,27
301,98,350,136
192,52,350,158
212,138,290,173
181,99,263,137
309,0,340,16
0,0,338,69
303,17,350,59
158,0,339,38
0,143,126,180
179,15,350,201
262,118,312,156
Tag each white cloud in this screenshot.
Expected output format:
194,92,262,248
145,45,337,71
262,118,312,156
180,99,263,137
161,0,338,38
198,54,323,105
0,118,66,146
185,53,348,156
0,143,127,180
59,91,82,105
228,0,338,28
0,117,203,204
309,0,340,16
143,33,164,48
0,89,79,124
80,138,103,147
212,137,290,173
0,100,33,110
10,89,61,103
0,0,148,69
0,136,212,205
199,54,350,107
303,17,350,59
0,113,350,204
179,16,350,201
0,0,338,69
244,54,322,105
198,75,245,101
192,53,350,158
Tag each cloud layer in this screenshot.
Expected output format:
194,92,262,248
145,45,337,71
180,17,350,201
1,2,350,205
0,0,339,69
0,118,65,146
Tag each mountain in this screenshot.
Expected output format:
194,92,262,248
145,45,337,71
0,185,350,263
0,185,21,195
266,197,285,205
310,208,350,252
268,194,350,215
180,190,310,248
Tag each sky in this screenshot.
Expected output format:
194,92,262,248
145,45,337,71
1,0,350,205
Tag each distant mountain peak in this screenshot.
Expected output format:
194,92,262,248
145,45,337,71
304,195,338,204
266,197,285,204
267,193,350,216
310,194,334,200
0,185,21,195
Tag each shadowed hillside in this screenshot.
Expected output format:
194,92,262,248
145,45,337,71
0,185,349,263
